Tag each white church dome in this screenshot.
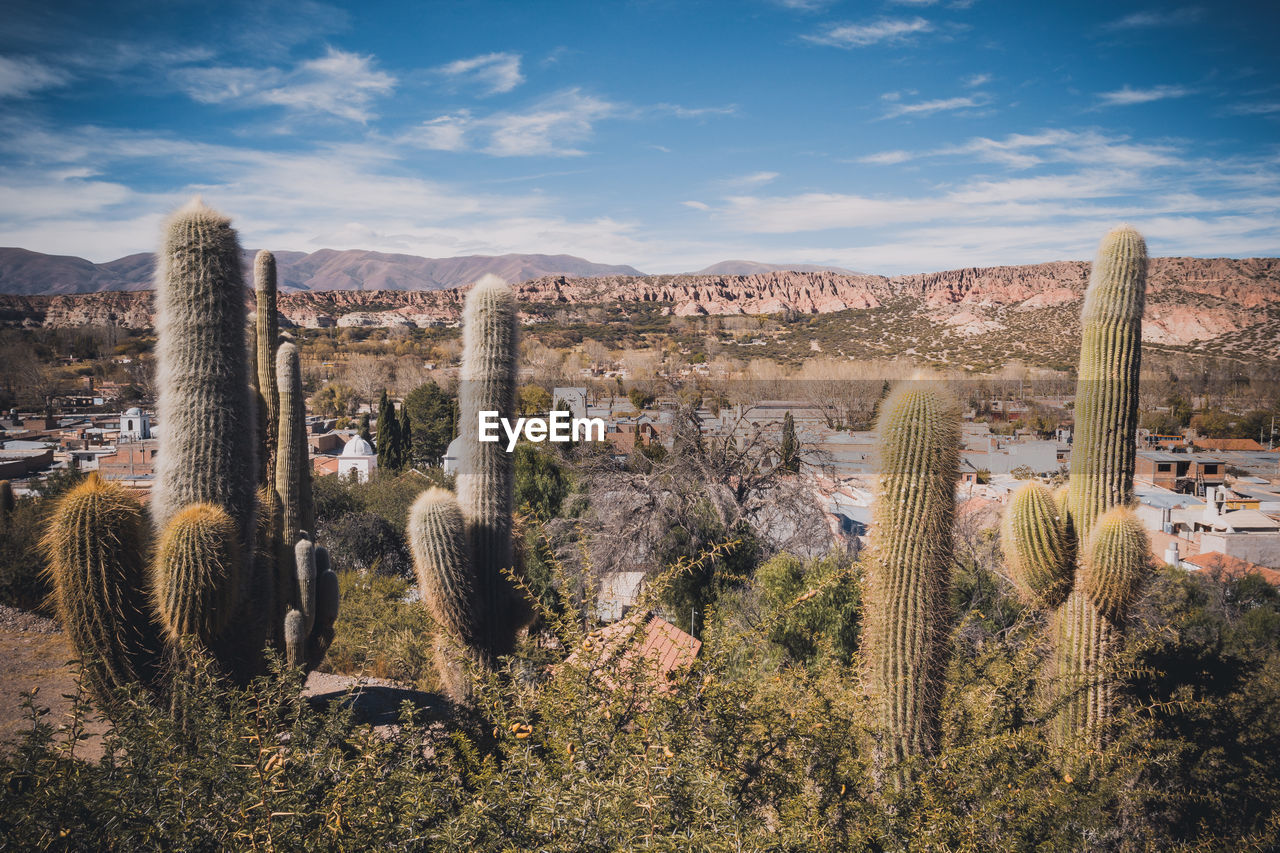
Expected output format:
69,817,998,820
342,435,375,457
124,407,142,416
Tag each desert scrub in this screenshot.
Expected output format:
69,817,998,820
3,558,1279,850
320,570,439,690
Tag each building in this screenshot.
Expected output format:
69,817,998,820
1135,451,1225,495
119,407,152,441
337,435,377,482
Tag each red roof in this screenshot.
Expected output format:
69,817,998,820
1184,551,1280,586
562,610,700,693
1193,438,1265,452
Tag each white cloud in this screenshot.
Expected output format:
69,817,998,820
173,47,395,122
405,90,726,157
803,17,932,48
771,0,834,10
1227,101,1280,116
882,95,987,119
1101,7,1202,31
682,200,710,210
858,150,914,165
1097,84,1193,107
0,55,71,98
726,171,780,187
436,52,524,95
962,73,991,88
888,0,939,5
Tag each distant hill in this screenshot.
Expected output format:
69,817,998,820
688,260,861,276
0,247,645,295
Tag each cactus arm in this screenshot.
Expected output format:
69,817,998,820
152,503,242,647
254,251,280,487
295,537,316,637
275,342,312,540
1001,482,1073,609
1081,506,1149,624
409,488,478,650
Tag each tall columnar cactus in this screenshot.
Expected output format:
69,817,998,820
152,198,256,556
254,250,280,487
274,342,313,541
42,474,163,704
45,200,337,711
1001,225,1151,753
863,383,959,782
408,275,529,701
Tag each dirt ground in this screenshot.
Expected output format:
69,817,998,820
0,606,444,764
0,606,111,760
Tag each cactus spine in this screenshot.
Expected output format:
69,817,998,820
408,275,528,701
42,474,163,705
863,383,959,782
254,250,279,487
1001,225,1151,753
45,200,337,711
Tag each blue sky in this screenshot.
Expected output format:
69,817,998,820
1,0,1278,273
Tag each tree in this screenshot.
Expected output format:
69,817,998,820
397,406,413,470
376,390,399,470
779,411,800,473
403,380,456,468
359,414,372,445
518,384,552,415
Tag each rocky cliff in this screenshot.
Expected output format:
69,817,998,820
2,257,1276,349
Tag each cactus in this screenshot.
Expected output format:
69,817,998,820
42,474,163,705
152,503,241,647
44,200,337,712
254,250,279,487
275,342,313,540
863,383,959,782
408,275,529,701
1001,226,1151,753
152,198,256,556
0,479,13,530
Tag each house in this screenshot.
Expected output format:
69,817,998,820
1181,551,1280,586
1135,451,1226,494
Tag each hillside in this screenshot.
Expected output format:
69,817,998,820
3,257,1277,369
0,247,644,295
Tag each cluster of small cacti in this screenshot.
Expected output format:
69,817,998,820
43,199,338,709
408,275,531,702
1001,225,1152,752
863,382,959,783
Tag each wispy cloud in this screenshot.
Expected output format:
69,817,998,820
682,200,710,210
436,52,524,95
858,150,913,165
173,47,395,122
888,0,939,5
726,171,780,187
0,55,71,98
882,95,987,119
770,0,834,10
962,73,991,88
406,89,619,156
1101,7,1202,31
1226,101,1280,116
1097,84,1193,106
803,17,932,48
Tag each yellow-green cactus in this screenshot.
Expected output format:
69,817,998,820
1000,226,1152,753
863,383,959,780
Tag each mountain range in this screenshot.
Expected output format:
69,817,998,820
0,247,646,295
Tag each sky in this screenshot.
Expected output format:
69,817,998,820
1,0,1278,274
